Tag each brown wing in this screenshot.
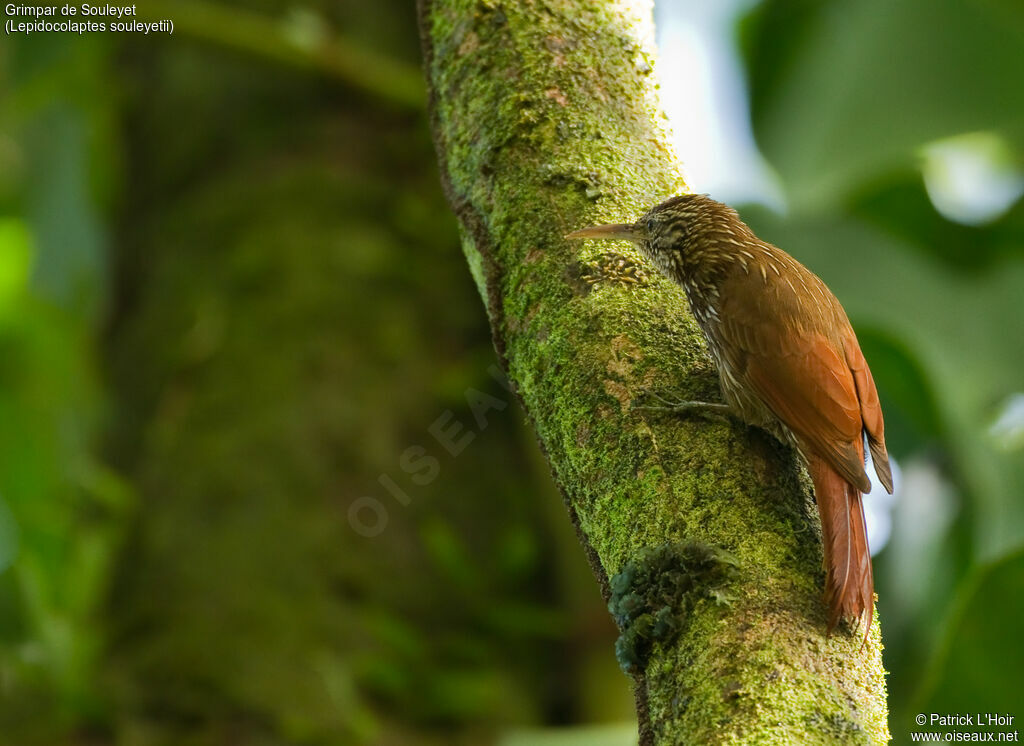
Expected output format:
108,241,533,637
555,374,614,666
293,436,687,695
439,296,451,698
743,330,872,493
717,260,872,492
842,325,893,493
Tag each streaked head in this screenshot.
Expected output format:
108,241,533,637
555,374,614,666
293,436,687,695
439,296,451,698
566,194,741,284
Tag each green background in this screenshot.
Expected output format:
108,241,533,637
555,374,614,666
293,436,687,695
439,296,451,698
0,1,1021,744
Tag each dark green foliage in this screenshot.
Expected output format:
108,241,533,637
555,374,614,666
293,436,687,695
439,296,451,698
608,542,738,673
1,2,624,744
98,38,577,746
744,0,1024,210
849,174,1024,272
853,328,945,457
915,550,1024,723
1,0,1021,743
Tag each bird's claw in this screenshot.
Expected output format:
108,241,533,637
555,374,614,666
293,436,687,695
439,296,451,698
633,388,735,423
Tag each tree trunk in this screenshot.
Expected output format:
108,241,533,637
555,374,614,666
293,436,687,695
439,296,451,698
417,1,890,743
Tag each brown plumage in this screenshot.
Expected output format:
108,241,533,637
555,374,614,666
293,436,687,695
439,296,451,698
567,194,893,635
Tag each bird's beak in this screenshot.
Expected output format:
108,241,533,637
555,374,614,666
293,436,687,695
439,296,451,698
564,223,639,242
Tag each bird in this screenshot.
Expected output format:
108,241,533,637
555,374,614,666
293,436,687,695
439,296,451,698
566,194,893,636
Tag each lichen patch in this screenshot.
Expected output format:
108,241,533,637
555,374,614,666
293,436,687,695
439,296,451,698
545,87,568,106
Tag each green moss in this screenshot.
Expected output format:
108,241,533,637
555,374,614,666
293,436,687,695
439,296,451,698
608,542,738,673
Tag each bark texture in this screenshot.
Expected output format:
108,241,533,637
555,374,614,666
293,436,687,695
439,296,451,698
418,0,890,743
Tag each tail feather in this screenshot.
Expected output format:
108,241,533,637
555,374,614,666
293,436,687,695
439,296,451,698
868,434,893,494
807,454,874,637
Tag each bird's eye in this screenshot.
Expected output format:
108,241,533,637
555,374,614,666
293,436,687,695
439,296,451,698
646,218,656,233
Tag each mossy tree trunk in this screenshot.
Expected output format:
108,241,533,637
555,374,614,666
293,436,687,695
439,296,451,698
417,1,890,743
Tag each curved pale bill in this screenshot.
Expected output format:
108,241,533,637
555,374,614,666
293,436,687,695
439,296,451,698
564,224,638,241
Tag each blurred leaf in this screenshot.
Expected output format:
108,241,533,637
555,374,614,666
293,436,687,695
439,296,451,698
137,0,425,109
420,517,486,594
0,302,95,514
850,173,1024,272
854,328,944,458
738,0,821,124
495,523,541,579
0,30,122,727
429,667,534,722
0,495,18,574
7,32,116,326
988,393,1024,452
744,0,1024,211
365,607,428,662
481,601,567,639
913,549,1024,728
0,218,33,306
24,104,108,322
920,132,1024,226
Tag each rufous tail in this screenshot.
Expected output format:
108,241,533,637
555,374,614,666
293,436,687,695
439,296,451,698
807,455,874,638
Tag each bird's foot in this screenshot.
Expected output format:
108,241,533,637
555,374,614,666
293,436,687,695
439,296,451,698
633,389,737,424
